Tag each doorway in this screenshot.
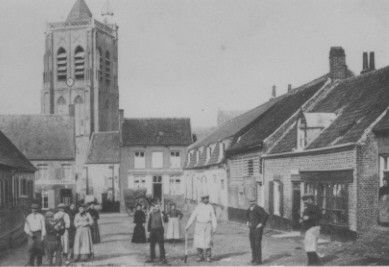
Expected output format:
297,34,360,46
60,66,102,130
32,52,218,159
153,176,162,201
60,189,72,206
292,182,301,229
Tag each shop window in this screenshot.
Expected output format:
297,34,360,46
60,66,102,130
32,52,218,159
134,151,145,169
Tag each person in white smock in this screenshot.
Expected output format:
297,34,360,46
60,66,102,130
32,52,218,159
185,194,217,262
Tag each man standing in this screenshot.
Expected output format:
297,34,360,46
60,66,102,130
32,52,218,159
54,203,71,264
247,198,268,265
24,203,46,266
301,194,322,266
185,194,217,262
145,200,168,264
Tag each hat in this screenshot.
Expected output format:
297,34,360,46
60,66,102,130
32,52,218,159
57,203,66,209
249,198,256,203
201,194,209,199
302,194,314,201
31,203,40,209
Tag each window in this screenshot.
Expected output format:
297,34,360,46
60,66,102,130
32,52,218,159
62,164,72,181
259,157,263,174
247,160,254,176
74,46,85,80
13,176,19,206
270,180,283,216
57,96,67,115
152,152,163,169
37,165,48,182
105,51,111,84
42,191,49,209
170,151,181,168
21,179,27,196
27,180,33,198
206,147,212,162
169,176,181,195
380,155,389,187
74,96,84,136
57,47,67,81
297,118,307,150
153,176,162,183
134,151,145,169
97,48,103,81
133,176,146,189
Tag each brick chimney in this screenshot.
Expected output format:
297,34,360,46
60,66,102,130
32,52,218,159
287,84,292,93
271,85,276,98
369,52,375,71
361,51,375,74
329,47,347,80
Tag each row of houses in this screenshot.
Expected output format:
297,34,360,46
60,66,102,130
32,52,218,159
183,47,389,239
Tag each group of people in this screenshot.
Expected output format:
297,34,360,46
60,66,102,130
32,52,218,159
131,193,322,266
24,202,101,266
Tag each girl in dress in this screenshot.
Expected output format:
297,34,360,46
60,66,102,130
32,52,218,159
166,203,183,242
131,203,147,243
73,204,94,262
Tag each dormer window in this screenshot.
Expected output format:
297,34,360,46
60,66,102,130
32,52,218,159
206,146,212,162
297,112,337,150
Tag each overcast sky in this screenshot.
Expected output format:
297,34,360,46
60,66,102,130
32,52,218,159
1,0,389,127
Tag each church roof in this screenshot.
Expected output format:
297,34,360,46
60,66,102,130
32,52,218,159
0,115,75,161
121,118,193,147
86,131,119,164
0,130,36,172
66,0,93,23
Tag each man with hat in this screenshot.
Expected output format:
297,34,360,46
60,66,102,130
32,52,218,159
24,203,46,266
54,203,71,263
301,194,322,266
246,198,268,265
185,193,217,262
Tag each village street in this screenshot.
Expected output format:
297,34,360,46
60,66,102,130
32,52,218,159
0,210,344,266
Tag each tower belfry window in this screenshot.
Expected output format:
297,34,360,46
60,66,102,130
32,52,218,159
98,48,103,81
74,46,85,80
105,51,111,84
57,48,67,81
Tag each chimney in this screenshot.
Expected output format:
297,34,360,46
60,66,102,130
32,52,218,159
192,134,197,143
361,52,368,73
369,51,375,71
271,85,277,98
329,46,347,80
69,104,75,117
287,84,292,93
118,109,124,145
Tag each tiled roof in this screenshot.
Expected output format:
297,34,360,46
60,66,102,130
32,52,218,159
122,118,192,146
86,131,119,164
227,75,327,154
373,112,389,134
0,130,36,172
0,115,75,161
270,65,389,154
66,0,92,23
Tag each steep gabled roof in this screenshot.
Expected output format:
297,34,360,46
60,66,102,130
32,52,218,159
121,118,192,147
227,75,328,154
86,131,119,164
269,65,389,154
0,130,36,172
0,115,75,161
373,112,389,134
66,0,92,23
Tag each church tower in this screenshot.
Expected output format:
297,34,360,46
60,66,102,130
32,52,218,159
41,0,119,135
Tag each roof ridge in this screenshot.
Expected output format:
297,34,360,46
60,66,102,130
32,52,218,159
339,64,389,84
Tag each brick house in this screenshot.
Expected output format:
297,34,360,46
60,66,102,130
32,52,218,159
0,115,77,210
119,118,192,210
262,50,389,239
0,130,36,251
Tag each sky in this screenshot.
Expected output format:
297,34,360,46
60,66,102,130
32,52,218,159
1,0,389,127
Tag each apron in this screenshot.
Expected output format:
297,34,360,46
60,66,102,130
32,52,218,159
304,226,320,252
61,229,69,254
166,217,181,239
193,222,212,249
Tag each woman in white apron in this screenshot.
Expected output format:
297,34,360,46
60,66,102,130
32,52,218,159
166,203,183,242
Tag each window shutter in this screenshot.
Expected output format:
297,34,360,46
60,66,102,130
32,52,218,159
279,181,284,217
269,181,274,215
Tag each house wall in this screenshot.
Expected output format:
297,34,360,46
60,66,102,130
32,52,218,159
86,163,119,204
120,145,188,211
264,148,358,233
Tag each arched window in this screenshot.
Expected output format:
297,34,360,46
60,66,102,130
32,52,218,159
74,96,84,136
97,48,103,81
74,46,85,80
57,47,67,81
57,96,67,115
105,51,111,84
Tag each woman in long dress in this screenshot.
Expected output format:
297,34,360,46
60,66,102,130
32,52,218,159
132,204,147,243
88,203,101,244
166,203,183,242
73,204,94,262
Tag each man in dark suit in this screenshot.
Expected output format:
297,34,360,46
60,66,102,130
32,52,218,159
246,198,269,265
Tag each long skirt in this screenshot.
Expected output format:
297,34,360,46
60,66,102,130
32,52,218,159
193,222,212,249
132,223,146,243
28,231,44,255
68,226,76,249
91,220,101,244
73,226,93,260
166,217,181,240
61,229,69,254
304,226,320,252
